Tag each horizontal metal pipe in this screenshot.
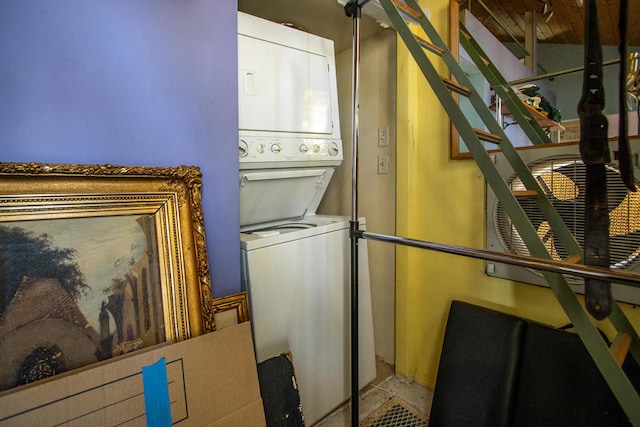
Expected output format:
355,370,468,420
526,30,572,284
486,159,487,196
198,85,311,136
356,230,640,288
508,58,620,86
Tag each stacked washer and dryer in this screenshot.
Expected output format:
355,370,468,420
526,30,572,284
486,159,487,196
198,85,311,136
238,12,376,425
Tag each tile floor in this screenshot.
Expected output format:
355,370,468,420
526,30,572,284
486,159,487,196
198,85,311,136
314,361,434,426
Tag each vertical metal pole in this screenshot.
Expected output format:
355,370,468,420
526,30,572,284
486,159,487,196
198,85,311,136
350,7,361,225
349,225,360,427
345,1,370,423
349,7,361,426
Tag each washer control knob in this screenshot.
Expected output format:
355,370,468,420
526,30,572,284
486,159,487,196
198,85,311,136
328,142,340,157
271,144,281,154
299,144,309,153
313,144,321,153
257,143,265,154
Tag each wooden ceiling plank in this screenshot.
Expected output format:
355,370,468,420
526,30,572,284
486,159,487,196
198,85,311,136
461,0,638,47
546,0,579,45
631,1,640,47
599,0,619,46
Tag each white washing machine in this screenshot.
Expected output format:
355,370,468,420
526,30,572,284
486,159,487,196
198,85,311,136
240,216,376,425
238,12,376,425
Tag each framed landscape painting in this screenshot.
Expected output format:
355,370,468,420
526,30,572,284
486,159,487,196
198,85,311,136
0,162,215,393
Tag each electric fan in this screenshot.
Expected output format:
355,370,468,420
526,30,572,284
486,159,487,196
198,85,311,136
486,140,640,304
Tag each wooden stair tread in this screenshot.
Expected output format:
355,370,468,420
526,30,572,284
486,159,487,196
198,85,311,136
392,0,422,20
414,34,444,55
563,254,582,264
611,332,632,367
442,77,471,96
512,190,539,197
473,128,502,144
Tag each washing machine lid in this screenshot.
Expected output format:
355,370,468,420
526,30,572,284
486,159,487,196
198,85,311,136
239,167,335,227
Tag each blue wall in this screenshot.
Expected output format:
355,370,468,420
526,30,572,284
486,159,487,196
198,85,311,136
0,1,240,297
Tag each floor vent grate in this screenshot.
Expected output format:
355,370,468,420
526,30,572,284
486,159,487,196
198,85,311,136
360,397,428,426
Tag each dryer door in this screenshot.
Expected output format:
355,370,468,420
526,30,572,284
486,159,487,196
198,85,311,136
238,33,335,136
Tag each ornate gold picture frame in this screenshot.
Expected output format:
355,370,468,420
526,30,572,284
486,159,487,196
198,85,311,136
211,292,250,330
0,162,214,393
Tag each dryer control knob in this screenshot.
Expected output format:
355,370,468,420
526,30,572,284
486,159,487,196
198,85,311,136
257,143,265,153
328,142,340,157
271,144,281,154
299,144,309,153
239,140,248,158
313,144,321,153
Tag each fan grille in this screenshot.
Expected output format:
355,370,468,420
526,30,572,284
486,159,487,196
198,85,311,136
495,156,640,281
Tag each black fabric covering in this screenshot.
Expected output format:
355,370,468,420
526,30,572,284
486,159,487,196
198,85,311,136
512,322,630,426
429,301,527,427
430,300,639,426
623,352,640,394
257,353,305,427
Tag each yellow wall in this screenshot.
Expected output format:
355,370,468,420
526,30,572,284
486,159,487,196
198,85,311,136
395,0,640,390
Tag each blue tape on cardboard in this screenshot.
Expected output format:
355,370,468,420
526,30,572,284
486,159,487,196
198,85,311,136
142,357,172,427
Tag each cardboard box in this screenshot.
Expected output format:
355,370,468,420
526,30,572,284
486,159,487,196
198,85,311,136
0,322,266,426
